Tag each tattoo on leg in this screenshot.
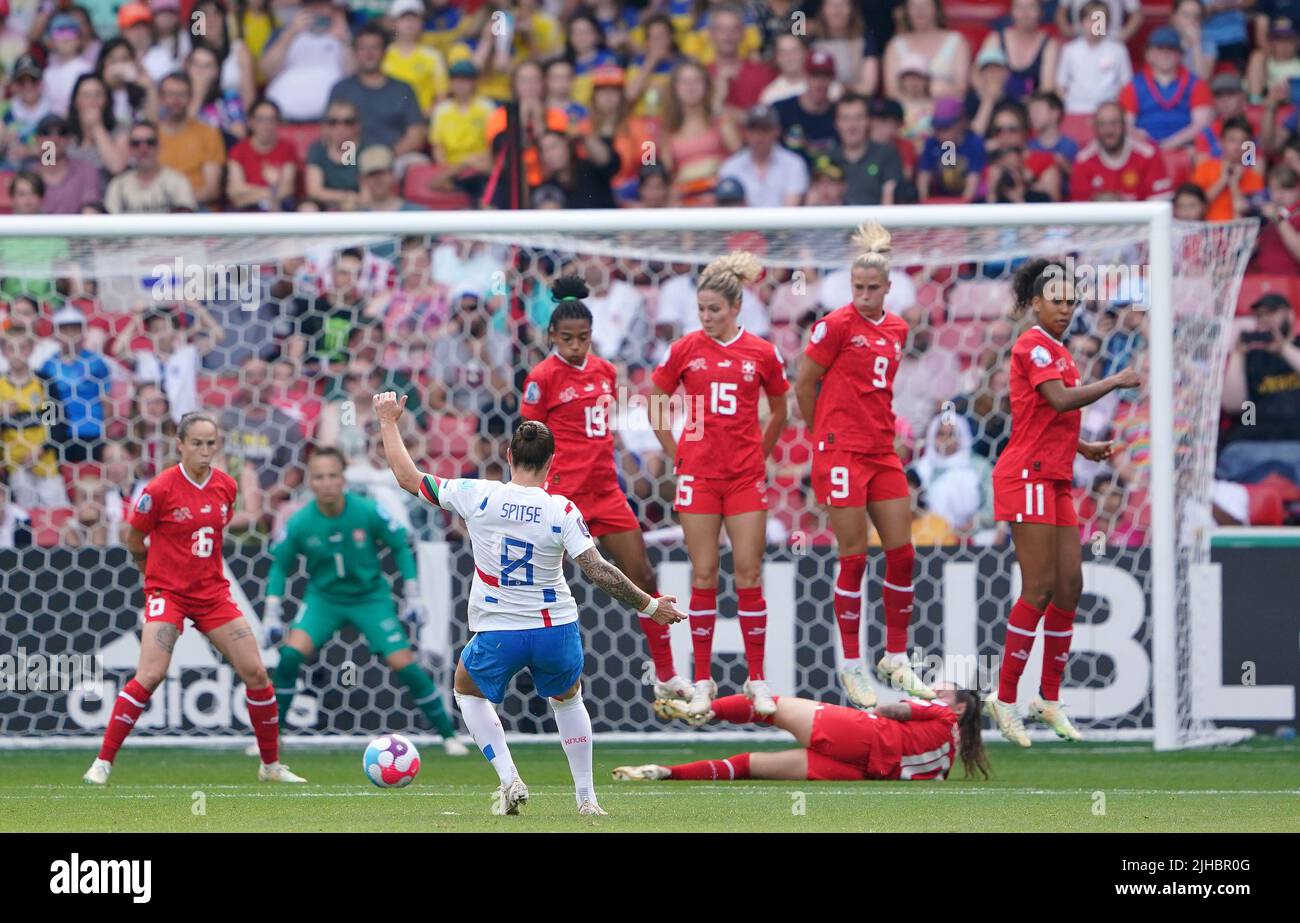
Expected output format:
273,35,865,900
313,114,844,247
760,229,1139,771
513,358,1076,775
226,626,253,644
154,624,178,654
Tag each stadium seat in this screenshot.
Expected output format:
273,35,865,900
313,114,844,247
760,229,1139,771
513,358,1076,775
1059,113,1095,149
29,508,74,547
62,463,102,492
0,170,12,213
402,164,473,210
1161,147,1193,188
947,278,1013,320
933,319,988,360
278,122,322,163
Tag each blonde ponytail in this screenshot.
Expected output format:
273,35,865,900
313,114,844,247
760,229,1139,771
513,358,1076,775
850,221,892,275
698,250,763,306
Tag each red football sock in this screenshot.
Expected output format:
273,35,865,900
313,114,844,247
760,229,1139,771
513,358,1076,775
882,545,916,655
997,598,1045,703
245,685,280,764
737,586,767,681
638,609,678,682
835,552,867,661
709,693,776,726
667,752,751,781
688,586,718,682
98,677,152,763
1039,604,1076,701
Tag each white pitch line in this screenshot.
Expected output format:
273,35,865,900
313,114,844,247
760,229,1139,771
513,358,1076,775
2,788,1297,799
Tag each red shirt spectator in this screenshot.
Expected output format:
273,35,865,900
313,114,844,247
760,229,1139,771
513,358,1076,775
1071,135,1171,201
228,135,298,202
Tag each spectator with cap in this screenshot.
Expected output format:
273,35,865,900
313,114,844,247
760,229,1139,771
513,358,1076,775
262,0,355,123
227,98,298,211
1071,101,1173,200
712,175,746,206
978,0,1058,100
1247,16,1300,105
1119,26,1213,149
36,306,112,464
42,12,93,117
805,154,848,205
104,119,196,213
429,57,494,201
883,0,971,100
719,103,808,207
140,0,192,84
894,55,935,148
1055,0,1133,115
329,23,427,178
966,45,1017,136
707,3,777,113
0,55,50,167
1191,115,1264,220
1219,292,1300,486
773,48,838,161
383,0,449,116
357,145,419,210
830,92,902,206
1197,72,1258,157
917,96,986,201
156,72,225,208
305,98,363,209
30,114,102,213
1249,163,1300,272
114,5,157,82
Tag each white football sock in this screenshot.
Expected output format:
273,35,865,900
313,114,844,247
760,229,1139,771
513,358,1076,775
551,688,595,806
885,650,910,668
454,692,517,787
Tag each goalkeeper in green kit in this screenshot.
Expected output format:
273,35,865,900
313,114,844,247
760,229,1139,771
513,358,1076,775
260,446,468,755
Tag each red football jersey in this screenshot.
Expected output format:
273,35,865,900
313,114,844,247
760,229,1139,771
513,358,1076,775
870,698,961,781
520,351,621,497
1069,136,1172,202
651,328,790,480
127,464,238,607
804,305,908,455
994,325,1082,482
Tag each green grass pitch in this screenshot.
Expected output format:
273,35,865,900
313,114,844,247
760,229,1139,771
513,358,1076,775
3,741,1297,832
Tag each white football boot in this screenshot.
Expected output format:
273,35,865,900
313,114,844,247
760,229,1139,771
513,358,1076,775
612,764,671,781
490,776,529,816
82,758,112,785
1030,696,1084,742
653,696,711,727
839,664,878,709
578,800,608,816
743,678,777,716
985,696,1031,748
875,654,937,699
258,761,307,783
652,675,694,702
685,679,717,717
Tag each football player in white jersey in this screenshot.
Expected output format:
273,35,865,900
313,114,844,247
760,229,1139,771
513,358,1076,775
374,392,686,817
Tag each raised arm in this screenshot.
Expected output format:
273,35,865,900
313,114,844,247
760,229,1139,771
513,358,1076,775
373,391,425,496
573,547,684,626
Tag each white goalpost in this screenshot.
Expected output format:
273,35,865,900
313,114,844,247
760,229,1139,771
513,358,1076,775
0,204,1256,750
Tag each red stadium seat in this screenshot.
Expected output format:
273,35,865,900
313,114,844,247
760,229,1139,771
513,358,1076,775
1059,113,1095,149
947,278,1013,320
402,164,473,210
62,463,102,493
29,508,74,547
1161,146,1193,187
278,122,322,163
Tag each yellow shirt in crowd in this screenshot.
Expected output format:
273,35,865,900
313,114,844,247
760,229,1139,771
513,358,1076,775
430,96,496,166
384,43,450,113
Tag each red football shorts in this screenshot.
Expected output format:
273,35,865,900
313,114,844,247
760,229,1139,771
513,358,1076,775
567,487,641,538
811,448,909,507
143,592,244,636
804,703,880,781
992,475,1078,526
673,472,769,516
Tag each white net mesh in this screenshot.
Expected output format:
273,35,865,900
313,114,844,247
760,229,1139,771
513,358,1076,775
0,211,1256,747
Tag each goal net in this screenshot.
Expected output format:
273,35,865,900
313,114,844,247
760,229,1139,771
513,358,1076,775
0,206,1256,750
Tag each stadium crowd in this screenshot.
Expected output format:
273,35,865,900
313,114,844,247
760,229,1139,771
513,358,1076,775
1,0,1300,552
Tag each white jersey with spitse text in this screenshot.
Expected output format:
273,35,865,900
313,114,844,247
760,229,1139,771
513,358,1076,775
418,475,596,631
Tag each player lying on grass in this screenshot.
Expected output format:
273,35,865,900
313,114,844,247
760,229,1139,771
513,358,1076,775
84,412,304,785
614,687,988,782
374,391,686,817
258,446,468,757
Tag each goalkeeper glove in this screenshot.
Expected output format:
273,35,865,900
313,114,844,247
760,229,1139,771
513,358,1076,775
263,596,284,647
400,580,427,633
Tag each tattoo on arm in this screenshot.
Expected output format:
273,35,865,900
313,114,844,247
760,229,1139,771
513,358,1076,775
575,548,648,611
153,624,178,654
